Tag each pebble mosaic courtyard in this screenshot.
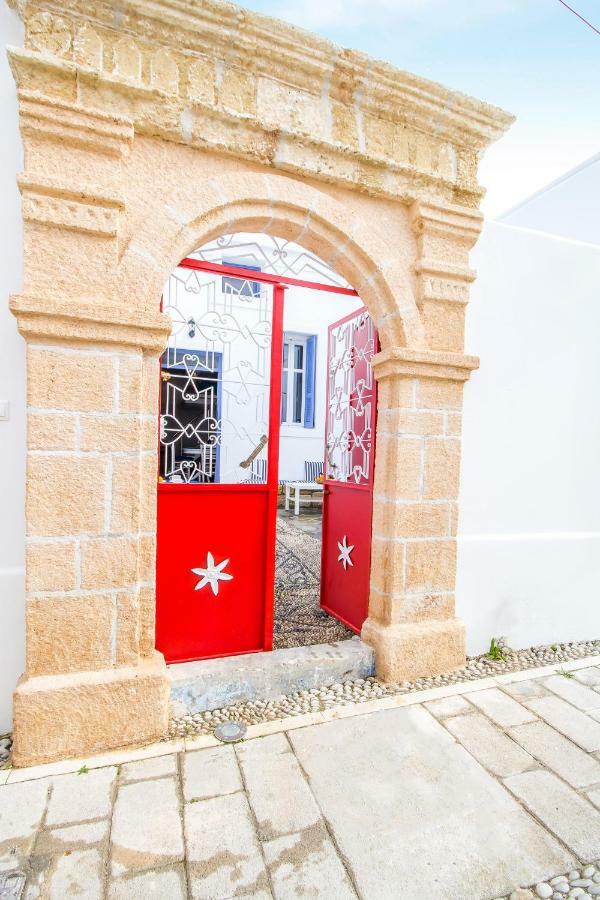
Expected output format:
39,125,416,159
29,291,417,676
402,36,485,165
2,656,600,899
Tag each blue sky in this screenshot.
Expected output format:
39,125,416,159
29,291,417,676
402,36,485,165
241,0,600,217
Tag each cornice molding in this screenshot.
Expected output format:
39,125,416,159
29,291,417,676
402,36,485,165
372,347,479,382
9,1,514,207
10,294,171,352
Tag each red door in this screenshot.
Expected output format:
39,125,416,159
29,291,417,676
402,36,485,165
320,307,377,633
156,261,284,663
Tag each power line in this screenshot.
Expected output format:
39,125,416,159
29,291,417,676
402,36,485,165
556,0,600,36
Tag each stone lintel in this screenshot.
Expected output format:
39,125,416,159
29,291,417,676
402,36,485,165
372,347,480,383
12,75,134,157
10,294,171,353
12,652,170,767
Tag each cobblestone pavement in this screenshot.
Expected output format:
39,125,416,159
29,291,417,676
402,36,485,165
2,658,600,899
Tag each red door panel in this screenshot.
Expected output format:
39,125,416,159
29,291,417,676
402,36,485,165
155,264,283,663
156,486,270,662
320,307,377,633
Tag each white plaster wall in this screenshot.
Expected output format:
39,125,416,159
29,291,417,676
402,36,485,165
457,219,600,655
499,154,600,246
0,8,25,732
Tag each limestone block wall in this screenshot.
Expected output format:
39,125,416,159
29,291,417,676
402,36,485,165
4,0,512,765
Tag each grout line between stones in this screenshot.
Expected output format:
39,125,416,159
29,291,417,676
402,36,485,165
233,741,277,899
283,730,363,900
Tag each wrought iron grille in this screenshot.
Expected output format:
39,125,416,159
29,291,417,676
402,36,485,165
326,311,376,485
160,267,273,485
190,232,351,289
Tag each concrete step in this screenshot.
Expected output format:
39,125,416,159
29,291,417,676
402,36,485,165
169,638,375,714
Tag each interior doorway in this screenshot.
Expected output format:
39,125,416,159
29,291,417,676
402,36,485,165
155,234,378,663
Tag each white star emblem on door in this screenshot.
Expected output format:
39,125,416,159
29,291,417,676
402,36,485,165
337,536,354,570
191,553,233,596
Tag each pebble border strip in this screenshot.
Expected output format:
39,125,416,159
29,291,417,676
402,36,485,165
169,637,600,738
500,862,600,898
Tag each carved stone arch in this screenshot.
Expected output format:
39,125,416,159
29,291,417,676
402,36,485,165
121,171,426,352
7,0,512,765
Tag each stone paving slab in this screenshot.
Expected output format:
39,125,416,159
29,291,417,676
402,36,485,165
184,792,269,899
110,777,184,876
467,687,538,727
543,675,600,711
504,769,600,860
263,823,357,899
5,658,600,898
289,706,574,900
236,733,321,841
444,712,536,777
525,695,600,751
509,720,600,788
182,745,242,802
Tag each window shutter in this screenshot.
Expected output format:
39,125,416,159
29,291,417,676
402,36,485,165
304,335,317,428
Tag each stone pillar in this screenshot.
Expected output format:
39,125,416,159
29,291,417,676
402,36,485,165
9,88,171,767
362,201,483,683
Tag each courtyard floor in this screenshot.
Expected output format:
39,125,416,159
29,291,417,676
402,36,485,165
274,509,354,649
2,657,600,898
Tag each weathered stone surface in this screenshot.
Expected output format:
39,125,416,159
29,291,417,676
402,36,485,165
184,792,269,899
444,713,535,778
36,820,109,853
12,654,169,768
264,823,356,900
573,666,600,687
505,769,600,860
120,754,176,783
236,733,321,841
0,780,49,868
46,767,116,825
525,696,600,752
108,866,187,900
502,680,552,701
543,675,600,711
425,695,473,718
183,746,241,802
46,848,103,899
509,720,600,788
467,688,537,728
170,640,374,713
110,778,184,876
289,706,574,899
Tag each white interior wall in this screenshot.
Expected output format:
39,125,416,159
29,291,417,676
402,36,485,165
457,219,600,655
0,7,25,732
280,286,361,481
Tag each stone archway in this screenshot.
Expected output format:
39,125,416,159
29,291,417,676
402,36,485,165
7,0,512,765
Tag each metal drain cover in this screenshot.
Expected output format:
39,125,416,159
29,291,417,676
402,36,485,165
214,721,247,743
0,871,26,900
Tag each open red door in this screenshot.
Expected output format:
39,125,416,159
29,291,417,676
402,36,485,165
320,306,377,633
156,261,283,663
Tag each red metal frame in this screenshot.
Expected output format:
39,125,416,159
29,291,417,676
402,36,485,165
156,258,371,664
179,257,359,297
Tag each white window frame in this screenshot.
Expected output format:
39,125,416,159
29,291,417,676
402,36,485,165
281,333,308,426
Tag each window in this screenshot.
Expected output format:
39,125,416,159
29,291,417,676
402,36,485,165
281,334,316,427
221,260,261,297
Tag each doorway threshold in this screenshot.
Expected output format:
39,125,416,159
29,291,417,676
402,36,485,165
169,637,375,715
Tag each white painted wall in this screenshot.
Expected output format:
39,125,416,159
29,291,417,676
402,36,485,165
457,219,600,655
0,7,25,732
499,153,600,247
